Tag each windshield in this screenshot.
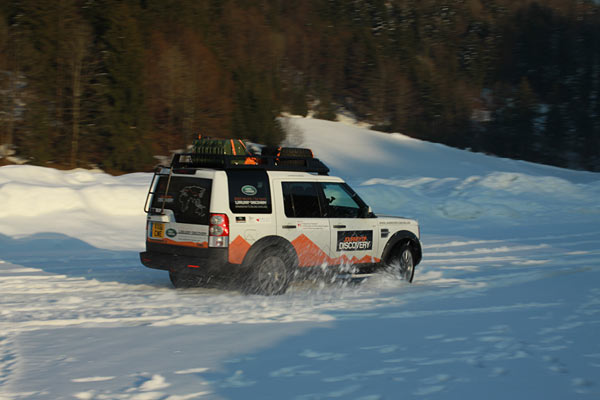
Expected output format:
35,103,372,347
321,182,369,218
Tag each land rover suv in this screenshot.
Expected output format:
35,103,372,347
140,144,422,295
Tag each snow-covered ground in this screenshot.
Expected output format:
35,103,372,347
1,117,599,399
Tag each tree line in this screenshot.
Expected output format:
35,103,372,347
0,0,599,172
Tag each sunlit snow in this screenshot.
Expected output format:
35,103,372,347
1,116,599,399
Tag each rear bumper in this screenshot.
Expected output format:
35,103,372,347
139,242,230,273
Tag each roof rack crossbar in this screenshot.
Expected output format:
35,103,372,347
170,153,330,175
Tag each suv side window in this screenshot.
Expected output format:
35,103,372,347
227,170,272,214
282,182,323,218
321,182,365,218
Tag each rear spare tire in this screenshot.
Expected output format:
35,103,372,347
169,270,197,288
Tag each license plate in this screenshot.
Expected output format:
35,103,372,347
151,222,165,238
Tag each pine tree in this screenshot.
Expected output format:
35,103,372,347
96,1,153,171
0,9,16,157
231,68,284,146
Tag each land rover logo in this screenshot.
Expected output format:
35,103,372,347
241,185,258,196
166,228,177,238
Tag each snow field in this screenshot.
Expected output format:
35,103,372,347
2,229,598,399
1,116,599,399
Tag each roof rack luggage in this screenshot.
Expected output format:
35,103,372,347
169,139,329,175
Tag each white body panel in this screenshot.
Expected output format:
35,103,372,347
146,168,420,267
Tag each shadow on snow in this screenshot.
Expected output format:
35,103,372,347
0,232,168,287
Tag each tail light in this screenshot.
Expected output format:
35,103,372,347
209,213,229,248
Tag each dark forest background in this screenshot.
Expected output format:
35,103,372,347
0,0,599,172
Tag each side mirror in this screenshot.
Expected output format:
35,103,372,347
360,205,374,218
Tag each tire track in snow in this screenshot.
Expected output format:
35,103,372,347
0,260,392,333
413,230,600,298
1,230,598,339
0,334,17,391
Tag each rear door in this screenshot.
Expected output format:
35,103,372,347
225,170,275,264
273,180,331,267
320,182,379,265
148,174,212,248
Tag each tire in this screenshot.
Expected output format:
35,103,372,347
261,147,312,158
260,146,279,157
278,147,313,158
169,270,197,288
261,147,313,167
242,246,293,296
386,242,416,283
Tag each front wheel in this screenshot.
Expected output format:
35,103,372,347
386,243,416,283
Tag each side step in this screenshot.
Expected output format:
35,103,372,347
336,273,375,282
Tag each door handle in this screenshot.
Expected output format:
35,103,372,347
282,225,296,229
333,224,346,229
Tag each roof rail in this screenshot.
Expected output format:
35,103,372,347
170,152,330,175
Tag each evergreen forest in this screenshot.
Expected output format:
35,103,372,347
1,0,599,172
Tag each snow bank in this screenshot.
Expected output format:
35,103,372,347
0,165,150,250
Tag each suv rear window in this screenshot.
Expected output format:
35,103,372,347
151,177,212,224
227,170,272,214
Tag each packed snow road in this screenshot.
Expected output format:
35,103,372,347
1,227,599,399
1,228,598,335
1,116,599,399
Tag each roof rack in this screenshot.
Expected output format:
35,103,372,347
169,152,330,175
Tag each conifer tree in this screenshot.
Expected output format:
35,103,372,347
1,0,599,172
96,1,152,171
231,69,284,146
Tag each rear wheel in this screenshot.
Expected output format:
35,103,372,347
242,247,293,296
168,271,197,288
386,242,416,283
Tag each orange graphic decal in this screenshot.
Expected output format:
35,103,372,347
229,235,251,264
333,254,381,265
291,234,330,267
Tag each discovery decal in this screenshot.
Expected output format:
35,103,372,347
290,234,380,267
336,230,373,251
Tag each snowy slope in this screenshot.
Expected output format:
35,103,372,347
1,116,599,399
289,117,600,233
